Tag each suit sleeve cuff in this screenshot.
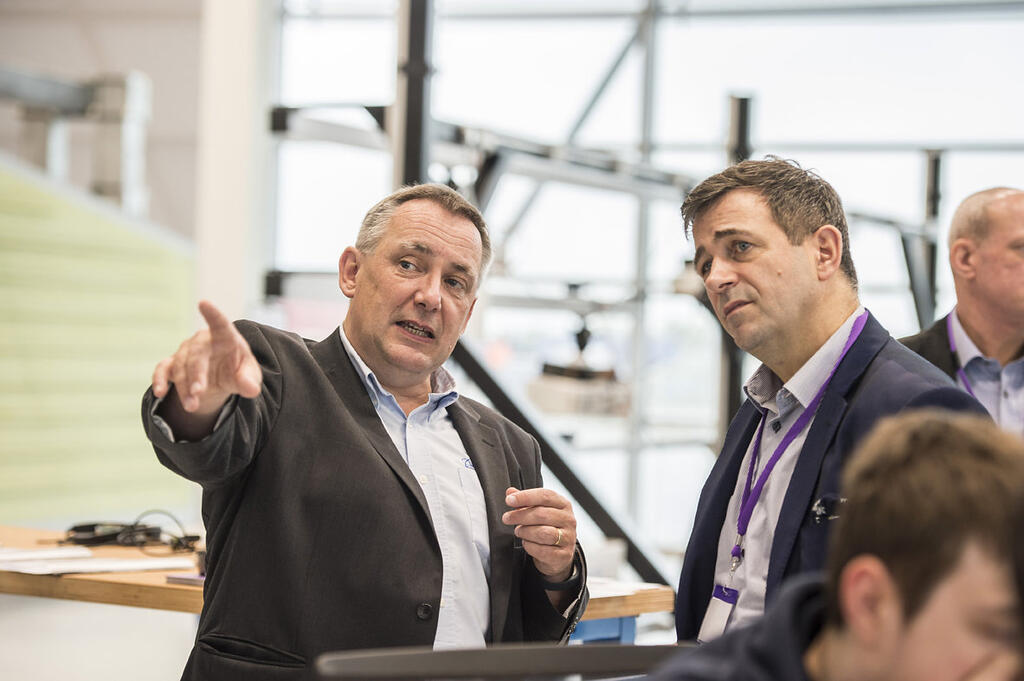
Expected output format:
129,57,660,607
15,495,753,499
149,392,238,443
541,553,583,591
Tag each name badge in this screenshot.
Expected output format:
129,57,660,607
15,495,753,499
697,584,738,644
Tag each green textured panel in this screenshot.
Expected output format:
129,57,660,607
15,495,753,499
0,164,196,524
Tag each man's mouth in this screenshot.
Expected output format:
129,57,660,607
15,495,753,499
722,300,750,317
397,321,435,339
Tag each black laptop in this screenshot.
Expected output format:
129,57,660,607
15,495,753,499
315,642,688,681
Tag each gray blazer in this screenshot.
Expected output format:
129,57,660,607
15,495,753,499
900,315,958,380
142,321,587,681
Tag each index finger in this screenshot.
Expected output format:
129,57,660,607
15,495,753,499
505,487,568,510
198,300,233,336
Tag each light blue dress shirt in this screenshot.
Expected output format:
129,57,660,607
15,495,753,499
950,311,1024,437
338,328,492,649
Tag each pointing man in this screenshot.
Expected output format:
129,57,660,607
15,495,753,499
143,184,587,680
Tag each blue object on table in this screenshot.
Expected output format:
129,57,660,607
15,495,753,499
570,615,637,643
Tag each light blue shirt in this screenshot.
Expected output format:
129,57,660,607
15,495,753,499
338,328,492,649
950,310,1024,437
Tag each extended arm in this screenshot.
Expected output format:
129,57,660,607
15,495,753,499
151,300,262,441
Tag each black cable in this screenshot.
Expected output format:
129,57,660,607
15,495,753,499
63,509,199,555
126,509,200,555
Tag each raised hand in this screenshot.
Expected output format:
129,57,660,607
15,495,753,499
502,486,577,583
151,301,262,437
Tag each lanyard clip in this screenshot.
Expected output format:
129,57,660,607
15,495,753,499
729,535,744,573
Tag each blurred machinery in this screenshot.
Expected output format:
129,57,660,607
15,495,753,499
527,316,631,417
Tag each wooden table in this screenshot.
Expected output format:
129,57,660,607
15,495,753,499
0,526,674,641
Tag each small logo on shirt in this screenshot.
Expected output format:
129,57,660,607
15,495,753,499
462,457,475,470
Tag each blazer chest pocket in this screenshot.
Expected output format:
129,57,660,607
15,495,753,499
798,494,845,572
810,494,845,525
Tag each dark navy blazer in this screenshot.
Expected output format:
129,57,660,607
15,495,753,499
675,313,986,641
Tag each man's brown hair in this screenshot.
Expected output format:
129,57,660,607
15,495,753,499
681,157,858,288
825,409,1024,626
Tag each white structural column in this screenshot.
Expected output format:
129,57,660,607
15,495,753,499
194,0,275,319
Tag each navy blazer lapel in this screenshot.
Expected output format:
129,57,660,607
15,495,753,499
699,401,762,548
765,314,889,597
447,399,516,643
310,328,434,529
677,400,760,637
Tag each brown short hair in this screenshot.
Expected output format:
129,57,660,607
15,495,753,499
357,183,492,275
681,157,858,288
825,410,1024,627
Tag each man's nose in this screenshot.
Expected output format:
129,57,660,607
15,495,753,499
704,259,737,292
414,273,442,311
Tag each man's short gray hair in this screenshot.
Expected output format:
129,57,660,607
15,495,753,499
357,184,492,273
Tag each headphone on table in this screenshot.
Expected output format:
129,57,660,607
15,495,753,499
63,509,199,553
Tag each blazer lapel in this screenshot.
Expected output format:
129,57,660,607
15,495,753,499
698,402,761,549
447,399,515,644
926,315,958,379
765,314,889,597
677,400,760,638
310,328,434,529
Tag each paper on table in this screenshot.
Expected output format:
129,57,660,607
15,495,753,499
0,546,93,562
587,577,665,598
165,572,205,586
0,556,196,575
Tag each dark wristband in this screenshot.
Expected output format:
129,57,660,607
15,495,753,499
540,558,582,591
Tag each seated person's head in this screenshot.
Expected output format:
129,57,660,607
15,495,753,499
821,409,1024,681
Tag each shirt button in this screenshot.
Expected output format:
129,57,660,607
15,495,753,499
416,603,434,620
419,474,428,484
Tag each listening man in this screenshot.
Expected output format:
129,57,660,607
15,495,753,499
675,158,986,642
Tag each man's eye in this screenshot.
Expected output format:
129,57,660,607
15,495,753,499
698,260,712,278
446,278,465,290
399,260,415,270
734,241,752,254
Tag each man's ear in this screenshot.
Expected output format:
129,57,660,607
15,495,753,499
838,555,904,651
459,297,478,336
811,224,845,281
338,247,360,299
949,238,977,281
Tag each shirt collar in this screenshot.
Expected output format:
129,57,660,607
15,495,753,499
744,306,865,414
338,326,459,413
950,308,986,367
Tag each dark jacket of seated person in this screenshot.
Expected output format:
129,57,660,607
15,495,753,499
650,410,1024,681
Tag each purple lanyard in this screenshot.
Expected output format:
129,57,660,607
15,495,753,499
730,310,870,570
945,314,978,399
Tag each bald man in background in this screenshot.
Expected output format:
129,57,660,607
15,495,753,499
902,188,1024,436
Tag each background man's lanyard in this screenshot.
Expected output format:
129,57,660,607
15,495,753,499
730,310,870,571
